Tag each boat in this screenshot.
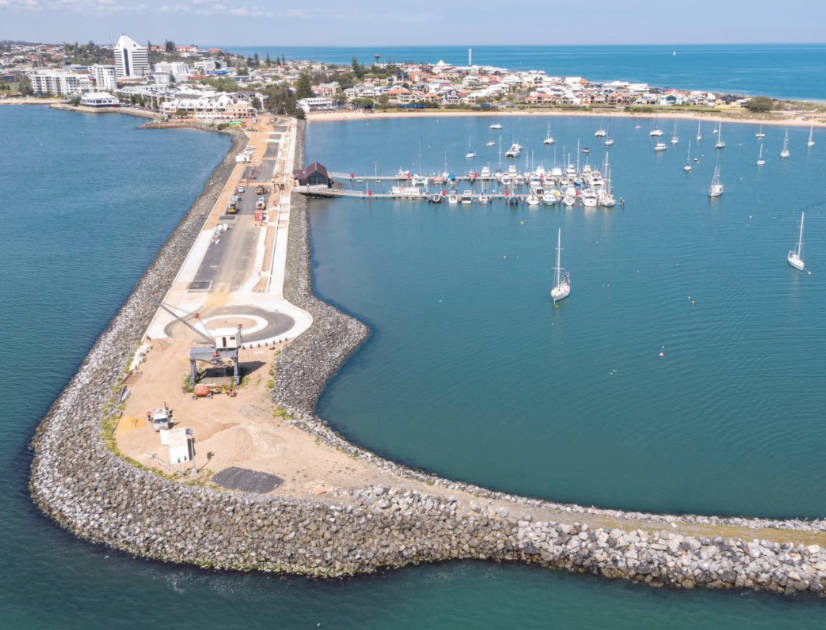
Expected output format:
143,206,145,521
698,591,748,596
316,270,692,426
650,122,663,137
391,186,422,198
478,191,489,205
505,142,522,158
447,191,459,204
654,141,667,152
465,136,476,159
395,168,411,180
480,166,491,179
562,193,576,207
807,125,815,148
780,129,790,159
715,122,725,149
582,147,590,154
696,120,702,142
486,140,496,147
595,128,607,138
542,190,557,205
755,124,765,139
787,211,805,271
460,189,473,204
581,189,598,207
684,139,693,172
550,228,571,304
428,193,443,204
411,174,428,186
708,164,724,197
671,121,679,145
756,143,766,166
490,123,503,130
604,138,615,147
526,191,540,206
544,121,555,145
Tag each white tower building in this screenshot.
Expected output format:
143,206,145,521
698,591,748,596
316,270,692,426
113,34,149,79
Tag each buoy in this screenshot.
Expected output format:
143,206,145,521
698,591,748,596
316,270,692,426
520,220,525,225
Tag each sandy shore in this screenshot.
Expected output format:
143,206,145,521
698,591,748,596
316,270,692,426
0,97,64,106
309,107,826,129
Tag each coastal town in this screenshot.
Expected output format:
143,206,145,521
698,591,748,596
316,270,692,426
2,37,821,123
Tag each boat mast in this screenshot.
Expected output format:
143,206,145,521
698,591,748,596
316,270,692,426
554,228,562,287
797,211,805,257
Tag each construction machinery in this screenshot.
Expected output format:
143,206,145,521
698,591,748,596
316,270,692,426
157,302,243,386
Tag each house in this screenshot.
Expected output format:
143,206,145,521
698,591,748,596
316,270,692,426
293,162,332,187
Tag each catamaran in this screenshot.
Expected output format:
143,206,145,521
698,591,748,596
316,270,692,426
755,124,765,139
807,125,815,148
756,143,766,166
780,129,790,159
550,228,571,304
708,164,724,197
684,140,693,172
544,121,555,145
715,122,726,149
787,211,805,271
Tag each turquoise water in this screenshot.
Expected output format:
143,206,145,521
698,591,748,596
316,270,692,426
225,44,826,101
310,116,826,519
2,106,825,627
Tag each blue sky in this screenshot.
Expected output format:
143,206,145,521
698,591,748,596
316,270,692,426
0,0,823,46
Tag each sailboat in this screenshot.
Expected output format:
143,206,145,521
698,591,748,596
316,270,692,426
671,120,679,145
756,143,766,166
708,164,724,197
550,228,571,304
780,129,790,159
544,121,555,145
684,140,693,172
650,119,663,137
696,120,702,142
465,137,476,159
787,211,805,271
715,122,726,149
755,124,765,139
595,122,607,137
807,125,815,148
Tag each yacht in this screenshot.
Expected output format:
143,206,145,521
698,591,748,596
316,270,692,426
755,124,765,139
550,228,571,304
526,191,540,206
395,168,411,180
544,121,555,145
787,211,805,271
715,123,726,149
696,120,702,142
480,166,491,179
428,193,443,204
708,164,724,197
411,174,428,186
595,128,607,138
490,123,503,130
650,124,663,137
478,192,489,205
807,125,815,148
780,129,790,159
505,142,522,158
756,143,766,166
581,189,598,207
542,190,557,205
460,189,473,204
654,141,667,152
447,191,459,204
684,139,693,172
671,121,679,145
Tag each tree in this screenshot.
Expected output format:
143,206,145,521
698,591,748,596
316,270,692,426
295,72,312,99
265,53,271,67
18,76,33,96
351,56,365,79
744,96,774,113
165,40,175,53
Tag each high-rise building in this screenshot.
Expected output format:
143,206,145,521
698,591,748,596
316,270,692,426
113,34,149,79
90,64,117,90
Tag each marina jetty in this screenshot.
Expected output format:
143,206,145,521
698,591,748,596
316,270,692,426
29,117,826,599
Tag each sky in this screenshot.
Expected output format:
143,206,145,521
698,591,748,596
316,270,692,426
0,0,823,47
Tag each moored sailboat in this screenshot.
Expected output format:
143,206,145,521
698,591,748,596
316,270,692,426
787,211,805,271
708,164,724,197
550,228,571,303
780,129,790,159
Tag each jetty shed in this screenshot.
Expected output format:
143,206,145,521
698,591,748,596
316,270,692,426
293,162,332,187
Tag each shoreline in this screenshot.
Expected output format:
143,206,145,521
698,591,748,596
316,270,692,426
27,112,826,599
308,107,826,128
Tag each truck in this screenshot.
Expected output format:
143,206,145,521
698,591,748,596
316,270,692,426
255,198,266,210
149,406,172,432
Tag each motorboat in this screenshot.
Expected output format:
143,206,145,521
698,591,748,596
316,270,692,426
447,191,459,204
654,142,667,151
460,189,473,204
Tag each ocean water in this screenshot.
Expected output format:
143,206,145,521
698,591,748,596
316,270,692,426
2,106,825,627
310,116,826,519
224,44,826,101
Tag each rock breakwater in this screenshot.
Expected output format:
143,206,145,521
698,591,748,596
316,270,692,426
29,118,826,599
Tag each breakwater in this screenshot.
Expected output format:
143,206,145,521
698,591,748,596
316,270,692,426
29,118,826,599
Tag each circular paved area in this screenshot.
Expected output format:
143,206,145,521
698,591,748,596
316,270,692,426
164,305,294,343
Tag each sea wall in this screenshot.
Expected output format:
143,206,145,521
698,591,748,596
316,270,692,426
29,119,826,599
